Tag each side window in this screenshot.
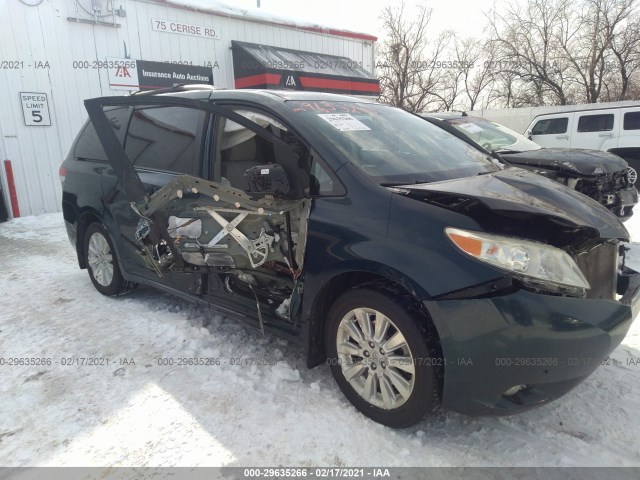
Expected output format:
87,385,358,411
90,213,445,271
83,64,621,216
531,117,568,135
577,114,614,132
217,116,277,190
125,106,204,176
624,112,640,131
74,106,130,161
216,109,311,193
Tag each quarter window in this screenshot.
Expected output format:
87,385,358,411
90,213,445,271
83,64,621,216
623,112,640,130
125,106,204,176
74,107,130,161
310,159,344,196
531,117,568,135
577,114,614,132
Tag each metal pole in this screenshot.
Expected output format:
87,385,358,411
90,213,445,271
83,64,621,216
3,160,20,218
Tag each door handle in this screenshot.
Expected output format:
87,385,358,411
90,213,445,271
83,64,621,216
599,132,614,137
555,135,569,139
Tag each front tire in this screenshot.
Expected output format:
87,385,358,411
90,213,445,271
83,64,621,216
326,288,441,428
84,223,130,296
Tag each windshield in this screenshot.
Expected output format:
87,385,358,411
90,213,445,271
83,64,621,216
444,116,541,153
285,101,501,184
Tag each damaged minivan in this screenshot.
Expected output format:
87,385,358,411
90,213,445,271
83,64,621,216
421,113,638,220
61,87,640,428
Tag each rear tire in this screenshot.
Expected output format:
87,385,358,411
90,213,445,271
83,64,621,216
84,223,131,296
326,288,441,428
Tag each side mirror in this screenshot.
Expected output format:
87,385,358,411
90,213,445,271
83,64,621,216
244,164,291,197
527,130,533,140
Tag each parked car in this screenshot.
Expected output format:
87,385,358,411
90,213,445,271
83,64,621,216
421,112,638,220
525,105,640,174
61,86,640,427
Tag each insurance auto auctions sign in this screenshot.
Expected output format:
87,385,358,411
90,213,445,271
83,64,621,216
151,18,220,39
107,58,140,91
107,58,213,91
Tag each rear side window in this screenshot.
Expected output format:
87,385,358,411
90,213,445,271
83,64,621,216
531,117,568,135
125,106,205,176
74,107,130,161
624,111,640,130
577,114,614,132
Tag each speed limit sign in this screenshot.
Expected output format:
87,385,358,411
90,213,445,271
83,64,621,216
20,92,51,126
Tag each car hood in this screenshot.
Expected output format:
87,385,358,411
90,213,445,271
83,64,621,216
501,148,628,175
398,168,629,241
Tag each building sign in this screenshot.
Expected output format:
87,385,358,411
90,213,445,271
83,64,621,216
231,41,380,96
19,92,51,126
107,58,140,91
108,58,214,91
151,18,220,39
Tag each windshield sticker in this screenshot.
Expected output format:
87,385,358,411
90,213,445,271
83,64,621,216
317,113,371,131
457,122,484,133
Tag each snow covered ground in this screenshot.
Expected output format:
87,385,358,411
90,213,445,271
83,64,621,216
2,212,640,467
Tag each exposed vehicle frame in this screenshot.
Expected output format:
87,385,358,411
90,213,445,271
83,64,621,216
421,113,638,220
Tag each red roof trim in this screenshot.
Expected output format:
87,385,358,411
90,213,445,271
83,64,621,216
235,73,282,88
299,76,380,93
158,1,378,42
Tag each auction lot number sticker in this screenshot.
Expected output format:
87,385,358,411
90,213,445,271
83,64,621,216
317,113,371,131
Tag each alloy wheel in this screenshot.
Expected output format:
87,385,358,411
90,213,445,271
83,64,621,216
336,307,416,409
87,231,114,287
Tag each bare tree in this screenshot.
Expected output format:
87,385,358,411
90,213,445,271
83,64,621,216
377,0,639,110
485,0,640,106
377,3,451,112
609,5,640,100
558,0,636,102
487,0,572,105
452,36,496,110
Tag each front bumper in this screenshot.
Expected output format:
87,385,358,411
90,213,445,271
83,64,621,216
425,269,640,416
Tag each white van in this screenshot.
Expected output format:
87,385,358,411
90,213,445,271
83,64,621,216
526,105,640,172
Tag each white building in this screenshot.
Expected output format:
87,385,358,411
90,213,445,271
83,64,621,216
0,0,379,217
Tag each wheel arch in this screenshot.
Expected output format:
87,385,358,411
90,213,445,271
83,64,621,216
609,147,640,174
75,208,123,271
304,266,443,372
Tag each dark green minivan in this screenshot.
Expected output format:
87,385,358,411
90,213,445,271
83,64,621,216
61,86,640,427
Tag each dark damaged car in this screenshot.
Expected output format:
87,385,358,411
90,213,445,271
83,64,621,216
421,113,638,220
61,87,640,427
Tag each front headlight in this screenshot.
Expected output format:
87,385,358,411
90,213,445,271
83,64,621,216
445,227,590,292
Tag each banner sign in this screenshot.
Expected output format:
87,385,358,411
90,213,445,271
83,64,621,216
108,58,214,91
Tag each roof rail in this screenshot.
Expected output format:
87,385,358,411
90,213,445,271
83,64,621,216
130,84,220,96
